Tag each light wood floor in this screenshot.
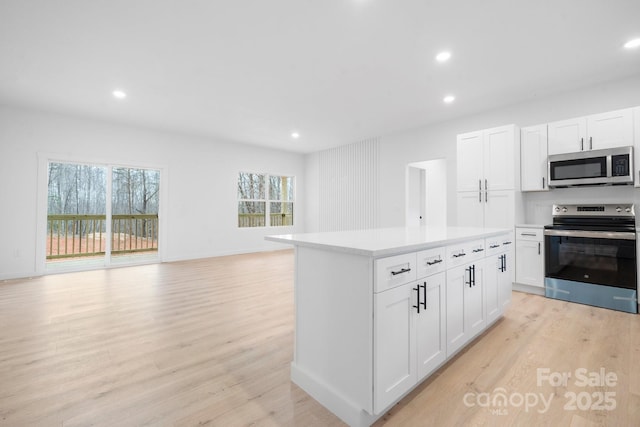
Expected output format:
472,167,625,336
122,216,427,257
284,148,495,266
0,250,638,426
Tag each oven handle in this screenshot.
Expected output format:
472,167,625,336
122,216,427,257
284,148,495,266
543,229,637,240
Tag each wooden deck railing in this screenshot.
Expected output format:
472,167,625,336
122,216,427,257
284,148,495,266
238,213,293,228
46,214,158,260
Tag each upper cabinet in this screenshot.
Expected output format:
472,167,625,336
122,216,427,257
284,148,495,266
457,124,518,192
548,108,634,155
520,124,548,192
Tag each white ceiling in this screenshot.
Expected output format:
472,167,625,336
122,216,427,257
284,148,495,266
1,0,639,153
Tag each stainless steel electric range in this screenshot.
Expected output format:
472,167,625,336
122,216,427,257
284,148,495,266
544,204,638,314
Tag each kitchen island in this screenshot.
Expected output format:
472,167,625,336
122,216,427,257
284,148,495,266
266,226,514,427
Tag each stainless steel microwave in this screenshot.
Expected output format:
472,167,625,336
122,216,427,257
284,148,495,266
548,146,634,187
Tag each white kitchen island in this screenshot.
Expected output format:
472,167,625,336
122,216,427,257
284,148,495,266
266,226,514,427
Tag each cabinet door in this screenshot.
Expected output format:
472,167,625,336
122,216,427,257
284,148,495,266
635,107,640,187
446,264,468,357
484,125,516,191
500,251,514,310
521,125,548,192
484,190,515,229
587,108,634,151
374,283,417,413
416,272,446,380
485,255,501,325
515,240,544,287
456,191,484,228
457,131,484,192
548,117,587,155
465,259,486,338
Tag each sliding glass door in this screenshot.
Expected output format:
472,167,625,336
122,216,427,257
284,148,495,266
45,161,160,270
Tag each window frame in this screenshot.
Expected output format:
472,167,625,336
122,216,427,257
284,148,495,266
237,171,295,228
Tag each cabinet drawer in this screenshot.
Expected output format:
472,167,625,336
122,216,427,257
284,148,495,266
446,239,485,267
375,252,417,293
486,232,515,256
416,246,446,278
516,228,543,241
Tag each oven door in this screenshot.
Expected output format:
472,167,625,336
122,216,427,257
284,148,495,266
544,229,636,289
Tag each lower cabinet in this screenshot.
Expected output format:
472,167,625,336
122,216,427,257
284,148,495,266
515,227,544,288
486,250,513,324
446,260,485,357
374,271,446,413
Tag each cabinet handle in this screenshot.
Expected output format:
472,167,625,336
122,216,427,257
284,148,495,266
520,232,537,236
472,248,484,253
542,177,545,189
538,242,541,255
426,258,443,266
485,191,488,203
503,241,512,245
465,266,472,287
391,267,411,276
471,264,476,286
413,285,421,313
485,179,488,190
421,282,427,310
580,137,584,151
478,180,482,202
489,244,500,249
453,252,466,258
503,254,508,272
589,136,593,150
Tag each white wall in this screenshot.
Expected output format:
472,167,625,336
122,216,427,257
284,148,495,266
306,75,640,231
0,105,305,280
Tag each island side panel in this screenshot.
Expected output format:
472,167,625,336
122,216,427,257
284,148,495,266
293,245,374,418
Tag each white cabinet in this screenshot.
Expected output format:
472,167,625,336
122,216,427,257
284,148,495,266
457,125,518,192
456,124,520,229
634,107,640,187
515,227,544,288
484,235,514,325
457,189,516,229
548,108,634,155
521,124,549,192
374,251,446,413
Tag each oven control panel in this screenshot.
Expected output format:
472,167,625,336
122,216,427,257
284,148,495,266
552,204,635,217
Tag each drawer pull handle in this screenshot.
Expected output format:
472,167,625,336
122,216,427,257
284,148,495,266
503,241,512,245
472,248,484,253
426,259,443,266
391,267,411,276
489,244,500,249
520,232,537,237
452,252,466,258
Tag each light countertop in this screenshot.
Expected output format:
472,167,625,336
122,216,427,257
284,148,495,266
515,224,546,229
266,226,512,257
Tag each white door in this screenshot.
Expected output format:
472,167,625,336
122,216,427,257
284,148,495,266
548,117,587,155
457,131,484,192
515,240,544,287
484,125,516,191
465,259,486,338
484,254,501,324
521,125,549,192
374,283,417,413
587,108,634,151
446,264,468,357
416,272,446,380
456,192,484,228
501,251,514,310
484,190,515,229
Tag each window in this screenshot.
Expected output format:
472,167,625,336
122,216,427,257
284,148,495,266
238,172,294,228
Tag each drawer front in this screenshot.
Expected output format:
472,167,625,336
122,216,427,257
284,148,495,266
516,227,543,242
446,239,485,267
375,252,417,293
416,246,446,278
486,232,515,256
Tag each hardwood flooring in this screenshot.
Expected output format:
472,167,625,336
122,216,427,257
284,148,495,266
0,250,638,426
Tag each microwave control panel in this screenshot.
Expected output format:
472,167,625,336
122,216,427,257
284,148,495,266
612,154,630,177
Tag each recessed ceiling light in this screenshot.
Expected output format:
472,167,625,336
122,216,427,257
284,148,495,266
624,38,640,49
443,95,455,103
112,90,127,99
291,132,300,139
435,51,451,62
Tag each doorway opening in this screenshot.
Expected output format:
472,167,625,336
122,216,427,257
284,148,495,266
406,159,447,227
